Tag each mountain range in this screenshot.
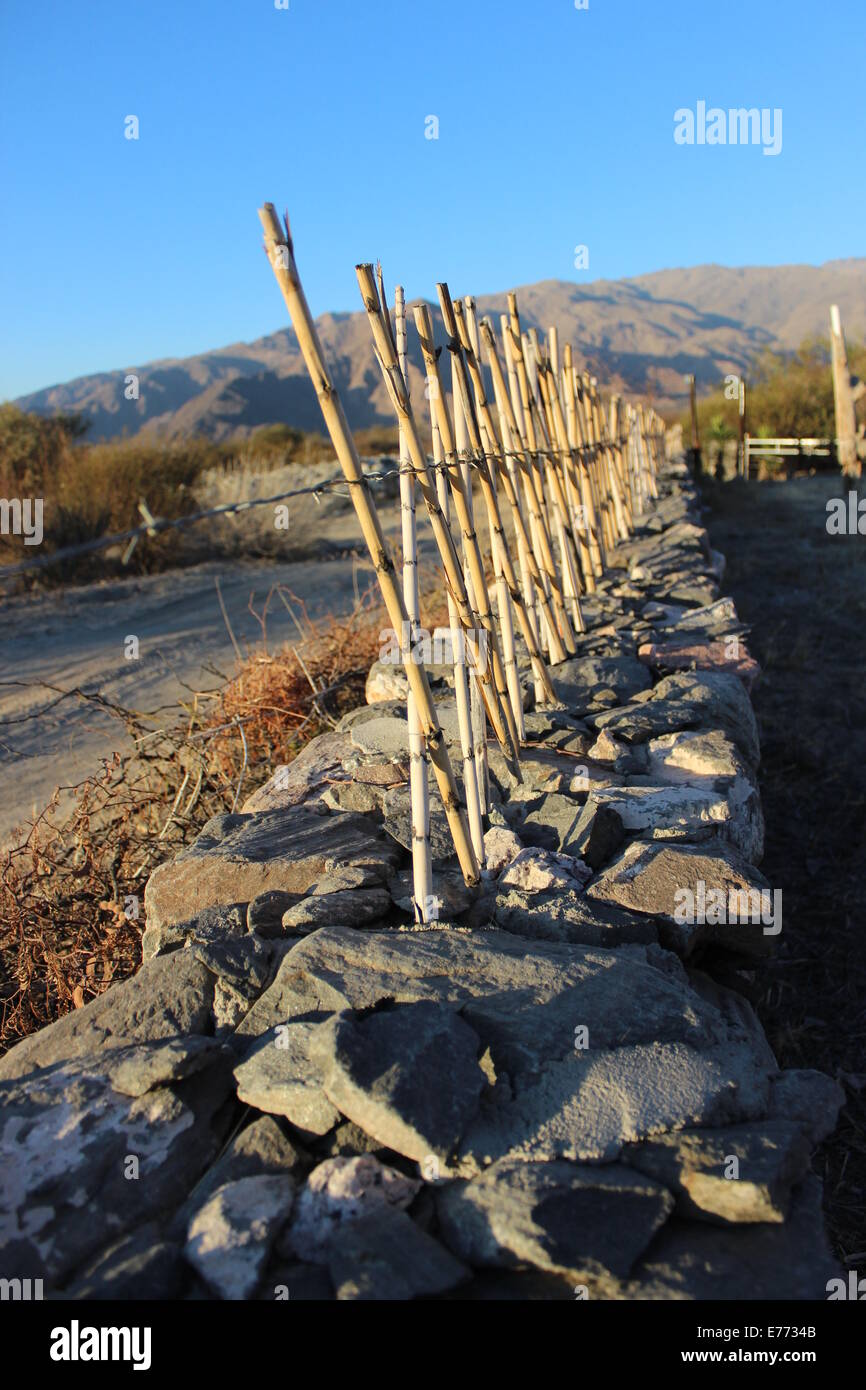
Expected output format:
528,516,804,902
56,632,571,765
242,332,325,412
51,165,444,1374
15,259,865,440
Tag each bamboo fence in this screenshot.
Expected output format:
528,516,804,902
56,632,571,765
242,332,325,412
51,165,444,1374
259,202,665,915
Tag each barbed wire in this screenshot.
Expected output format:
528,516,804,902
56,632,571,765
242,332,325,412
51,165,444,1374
0,434,659,580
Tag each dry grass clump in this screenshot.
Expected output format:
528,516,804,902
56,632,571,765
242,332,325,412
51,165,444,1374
0,406,401,584
0,586,396,1052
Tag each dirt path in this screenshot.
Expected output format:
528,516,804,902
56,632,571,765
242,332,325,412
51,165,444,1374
0,551,385,844
704,472,866,1271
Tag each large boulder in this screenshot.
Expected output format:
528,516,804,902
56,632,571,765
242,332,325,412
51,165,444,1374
233,924,776,1171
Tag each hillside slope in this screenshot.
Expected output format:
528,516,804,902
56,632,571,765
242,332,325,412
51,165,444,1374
15,259,866,440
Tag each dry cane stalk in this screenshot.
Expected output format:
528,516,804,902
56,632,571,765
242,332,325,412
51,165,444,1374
488,320,584,634
411,302,521,761
566,359,606,577
355,263,519,771
580,374,617,555
588,381,630,541
429,408,485,865
487,343,528,740
451,350,491,812
608,394,635,531
560,343,596,590
477,300,574,656
436,284,560,697
533,361,587,631
395,283,433,921
516,343,565,652
258,204,478,886
461,299,526,736
501,315,547,706
443,287,569,668
504,296,581,651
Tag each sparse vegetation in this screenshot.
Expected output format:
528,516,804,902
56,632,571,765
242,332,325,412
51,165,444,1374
0,587,393,1050
0,406,400,584
674,335,866,452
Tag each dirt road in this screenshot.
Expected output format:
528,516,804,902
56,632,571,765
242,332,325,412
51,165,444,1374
0,551,385,844
704,470,866,1269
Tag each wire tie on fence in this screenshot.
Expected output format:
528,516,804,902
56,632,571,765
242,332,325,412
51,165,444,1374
120,534,139,566
137,499,160,537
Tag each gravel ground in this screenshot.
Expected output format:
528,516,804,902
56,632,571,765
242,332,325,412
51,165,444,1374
704,470,866,1275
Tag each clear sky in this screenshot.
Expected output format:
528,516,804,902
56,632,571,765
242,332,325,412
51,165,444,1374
1,0,862,399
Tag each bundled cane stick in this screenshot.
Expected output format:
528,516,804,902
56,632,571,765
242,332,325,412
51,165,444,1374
428,405,486,865
458,299,575,659
394,284,433,921
500,315,547,706
436,284,560,699
565,360,606,578
356,264,520,770
258,204,479,887
482,318,585,635
441,286,570,670
450,350,491,811
500,294,583,650
560,344,596,591
410,303,519,753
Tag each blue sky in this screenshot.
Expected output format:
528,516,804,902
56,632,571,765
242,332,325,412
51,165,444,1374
1,0,862,399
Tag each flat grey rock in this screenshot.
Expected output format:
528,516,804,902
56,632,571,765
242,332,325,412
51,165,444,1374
458,1036,771,1169
492,884,658,948
241,732,354,813
144,806,401,933
0,952,216,1082
328,1206,470,1300
625,1176,838,1300
622,1120,811,1224
436,1158,673,1279
184,1175,295,1300
593,671,760,767
518,792,584,855
247,890,299,937
103,1036,227,1097
284,1155,421,1262
281,886,392,934
234,924,774,1170
172,1116,307,1239
380,785,458,863
317,1001,485,1161
552,655,652,715
587,840,775,957
766,1068,846,1145
0,1058,231,1285
338,701,407,733
64,1223,185,1300
574,780,763,862
142,902,248,962
234,1023,340,1137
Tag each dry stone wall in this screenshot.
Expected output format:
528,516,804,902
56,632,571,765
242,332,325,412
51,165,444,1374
0,457,844,1301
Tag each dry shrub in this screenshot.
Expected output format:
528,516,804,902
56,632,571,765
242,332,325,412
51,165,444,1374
0,586,398,1052
0,406,401,585
672,335,866,447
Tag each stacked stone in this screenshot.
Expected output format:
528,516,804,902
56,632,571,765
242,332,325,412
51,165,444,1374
0,458,843,1301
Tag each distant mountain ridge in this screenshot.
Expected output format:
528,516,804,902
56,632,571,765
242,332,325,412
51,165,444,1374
15,259,866,439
